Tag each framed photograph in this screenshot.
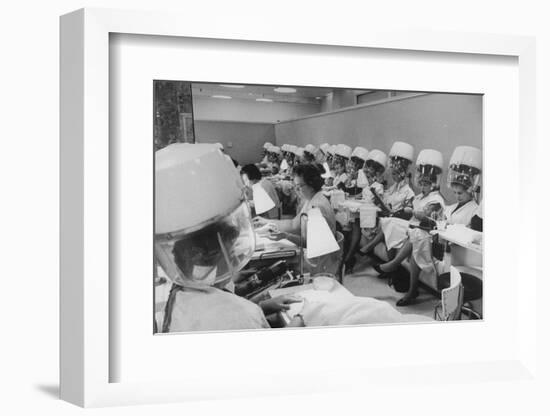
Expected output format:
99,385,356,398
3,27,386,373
60,8,537,407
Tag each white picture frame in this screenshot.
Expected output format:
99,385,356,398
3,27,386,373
60,8,537,407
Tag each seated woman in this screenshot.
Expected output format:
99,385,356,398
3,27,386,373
258,142,273,167
395,146,482,306
443,181,479,225
303,144,318,163
342,149,387,272
267,146,282,173
323,144,352,191
338,147,373,272
342,146,369,197
241,164,281,220
358,142,416,257
443,145,482,226
323,145,337,187
366,174,444,291
253,163,339,275
156,143,302,333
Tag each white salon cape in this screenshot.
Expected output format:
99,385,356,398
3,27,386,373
259,178,281,219
167,285,270,332
299,192,340,275
383,180,415,212
444,200,479,227
379,190,444,250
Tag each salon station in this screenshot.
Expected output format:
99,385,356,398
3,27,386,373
154,82,483,333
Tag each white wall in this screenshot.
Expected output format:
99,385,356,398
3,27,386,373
195,120,275,165
275,93,483,201
193,95,321,123
320,90,357,112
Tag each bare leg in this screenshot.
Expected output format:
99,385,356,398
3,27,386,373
396,255,420,306
359,229,384,254
343,219,362,271
379,240,412,273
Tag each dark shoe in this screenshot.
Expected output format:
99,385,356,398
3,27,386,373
372,263,388,278
344,256,357,274
396,297,414,306
372,263,383,273
396,290,419,306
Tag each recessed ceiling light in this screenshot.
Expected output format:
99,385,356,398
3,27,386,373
315,96,321,99
256,98,273,102
211,95,232,99
219,84,245,88
274,87,296,93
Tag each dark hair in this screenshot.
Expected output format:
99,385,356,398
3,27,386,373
172,221,239,273
241,164,262,181
365,160,385,174
293,163,324,192
450,182,469,192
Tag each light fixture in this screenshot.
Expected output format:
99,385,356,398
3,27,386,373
274,87,296,93
256,98,273,102
251,183,275,214
315,96,321,99
219,84,245,88
211,95,232,99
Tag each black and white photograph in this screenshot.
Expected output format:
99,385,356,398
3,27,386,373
153,81,483,333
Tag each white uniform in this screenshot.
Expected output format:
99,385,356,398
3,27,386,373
383,180,415,212
410,198,478,286
379,190,444,250
409,191,445,226
444,200,479,226
332,173,348,188
361,181,384,204
166,285,269,332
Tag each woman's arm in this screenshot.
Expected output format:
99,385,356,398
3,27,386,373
267,230,302,246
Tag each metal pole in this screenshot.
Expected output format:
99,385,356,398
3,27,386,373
299,212,308,276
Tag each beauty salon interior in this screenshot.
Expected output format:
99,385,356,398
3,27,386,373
154,81,483,333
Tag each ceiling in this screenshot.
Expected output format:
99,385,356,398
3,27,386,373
191,82,371,105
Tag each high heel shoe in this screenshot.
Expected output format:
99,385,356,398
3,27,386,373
372,263,384,274
396,289,419,306
372,263,388,278
344,256,357,274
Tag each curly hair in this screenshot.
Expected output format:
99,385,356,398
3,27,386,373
241,164,262,181
292,163,325,192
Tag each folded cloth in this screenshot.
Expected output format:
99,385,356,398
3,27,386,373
379,217,410,250
300,293,432,326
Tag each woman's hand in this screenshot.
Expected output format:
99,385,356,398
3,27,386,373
413,209,426,220
253,216,269,227
260,295,302,315
267,231,287,241
286,314,306,327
